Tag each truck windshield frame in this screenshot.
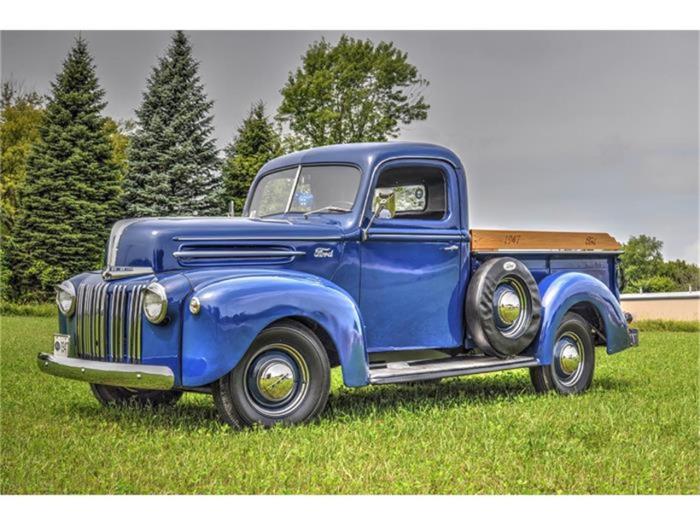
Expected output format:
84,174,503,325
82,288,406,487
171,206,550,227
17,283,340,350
247,164,362,218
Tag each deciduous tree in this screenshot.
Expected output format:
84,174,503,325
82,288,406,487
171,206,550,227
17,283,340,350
620,235,664,292
0,83,44,241
278,35,429,146
103,117,134,185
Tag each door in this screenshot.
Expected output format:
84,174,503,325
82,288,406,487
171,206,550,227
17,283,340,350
359,160,465,351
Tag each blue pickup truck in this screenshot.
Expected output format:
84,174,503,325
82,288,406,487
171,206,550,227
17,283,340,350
40,142,638,428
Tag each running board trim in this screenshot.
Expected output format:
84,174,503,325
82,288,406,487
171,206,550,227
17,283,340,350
368,355,539,385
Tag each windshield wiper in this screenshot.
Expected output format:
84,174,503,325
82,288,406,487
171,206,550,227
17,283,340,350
303,206,351,218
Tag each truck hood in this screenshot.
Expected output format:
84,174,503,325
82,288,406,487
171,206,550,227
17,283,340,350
106,217,346,272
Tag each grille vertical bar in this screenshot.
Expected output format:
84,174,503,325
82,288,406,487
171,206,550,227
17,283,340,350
76,282,84,356
135,287,145,362
74,281,144,363
127,285,145,363
94,282,107,359
110,285,125,362
109,284,118,361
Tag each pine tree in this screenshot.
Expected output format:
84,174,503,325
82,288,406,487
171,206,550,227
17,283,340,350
124,31,220,216
8,37,121,301
221,101,282,214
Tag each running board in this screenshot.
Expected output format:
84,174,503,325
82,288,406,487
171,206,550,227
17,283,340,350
368,354,539,385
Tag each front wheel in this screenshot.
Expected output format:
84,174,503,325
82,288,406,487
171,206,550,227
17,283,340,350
529,312,595,394
90,384,183,407
213,320,331,428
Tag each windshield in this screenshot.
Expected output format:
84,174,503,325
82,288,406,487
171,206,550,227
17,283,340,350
247,165,362,218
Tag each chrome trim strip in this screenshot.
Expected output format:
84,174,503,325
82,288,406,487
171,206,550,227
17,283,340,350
128,285,144,362
87,283,95,358
136,287,145,362
98,283,107,359
38,353,174,390
109,284,117,361
366,233,465,241
106,219,149,267
172,236,343,242
110,285,125,362
173,250,306,259
89,283,97,358
116,286,125,361
75,282,83,356
102,266,153,281
128,287,135,362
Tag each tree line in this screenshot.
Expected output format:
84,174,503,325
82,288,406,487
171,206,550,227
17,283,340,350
619,235,699,293
0,31,429,301
2,32,697,302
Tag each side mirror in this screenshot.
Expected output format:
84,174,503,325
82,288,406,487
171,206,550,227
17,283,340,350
362,190,395,241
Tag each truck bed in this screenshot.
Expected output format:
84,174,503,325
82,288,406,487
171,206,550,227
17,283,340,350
470,229,622,296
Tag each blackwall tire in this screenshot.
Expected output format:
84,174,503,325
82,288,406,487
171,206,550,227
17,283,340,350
212,320,331,429
465,257,542,358
529,312,595,395
89,384,183,407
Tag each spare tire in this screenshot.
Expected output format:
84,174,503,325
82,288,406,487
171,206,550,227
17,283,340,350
465,257,542,358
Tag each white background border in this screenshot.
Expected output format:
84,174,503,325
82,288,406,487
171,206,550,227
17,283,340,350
0,0,699,29
1,0,698,520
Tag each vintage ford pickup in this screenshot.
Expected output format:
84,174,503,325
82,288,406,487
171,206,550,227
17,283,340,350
40,142,638,427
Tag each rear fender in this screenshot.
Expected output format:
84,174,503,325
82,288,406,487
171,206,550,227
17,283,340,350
534,272,631,364
181,271,369,387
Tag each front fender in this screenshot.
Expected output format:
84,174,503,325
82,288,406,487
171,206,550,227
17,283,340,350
534,272,631,364
181,270,369,387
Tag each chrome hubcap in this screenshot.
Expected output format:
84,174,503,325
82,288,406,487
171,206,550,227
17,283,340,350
495,287,521,327
256,361,296,402
493,278,529,337
244,344,309,417
558,342,581,374
553,331,585,386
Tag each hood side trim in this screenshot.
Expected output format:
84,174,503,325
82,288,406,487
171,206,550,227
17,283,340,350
173,236,343,242
173,249,305,259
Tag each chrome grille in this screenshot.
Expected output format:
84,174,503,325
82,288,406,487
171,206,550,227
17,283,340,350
75,281,145,363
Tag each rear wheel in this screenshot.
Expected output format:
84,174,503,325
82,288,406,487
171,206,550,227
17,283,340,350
213,320,331,429
529,312,595,394
90,384,183,407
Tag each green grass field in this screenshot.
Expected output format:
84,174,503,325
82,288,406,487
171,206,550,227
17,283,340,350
1,315,697,494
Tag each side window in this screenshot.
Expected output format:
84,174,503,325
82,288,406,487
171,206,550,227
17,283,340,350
372,166,446,220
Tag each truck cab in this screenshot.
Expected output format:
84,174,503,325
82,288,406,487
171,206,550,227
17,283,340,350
40,142,638,428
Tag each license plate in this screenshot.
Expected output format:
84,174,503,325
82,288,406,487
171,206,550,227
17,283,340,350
53,334,70,357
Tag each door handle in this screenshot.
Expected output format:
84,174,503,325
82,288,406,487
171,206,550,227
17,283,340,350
442,245,459,252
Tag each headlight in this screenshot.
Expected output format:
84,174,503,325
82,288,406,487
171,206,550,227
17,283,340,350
55,281,76,316
143,282,168,324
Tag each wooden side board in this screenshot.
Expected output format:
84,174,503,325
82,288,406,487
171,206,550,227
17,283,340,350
470,229,621,252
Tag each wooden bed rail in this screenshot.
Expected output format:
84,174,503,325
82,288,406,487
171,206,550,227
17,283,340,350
470,229,621,252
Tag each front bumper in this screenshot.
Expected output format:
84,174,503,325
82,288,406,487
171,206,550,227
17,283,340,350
37,353,175,390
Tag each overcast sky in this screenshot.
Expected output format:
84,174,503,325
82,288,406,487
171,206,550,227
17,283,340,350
2,31,698,262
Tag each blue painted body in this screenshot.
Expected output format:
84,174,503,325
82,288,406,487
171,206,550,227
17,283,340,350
59,142,633,388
